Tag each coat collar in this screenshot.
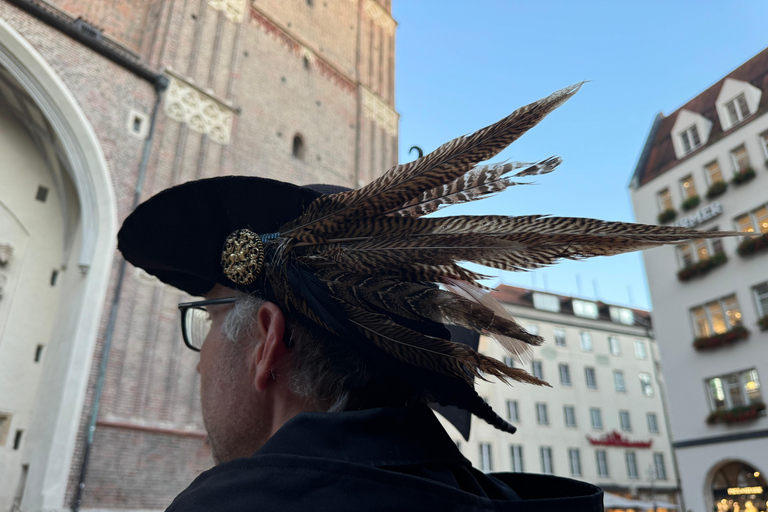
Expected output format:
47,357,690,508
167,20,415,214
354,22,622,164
256,405,469,468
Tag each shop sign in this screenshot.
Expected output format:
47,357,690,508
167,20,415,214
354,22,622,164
727,486,763,496
586,430,652,448
672,201,722,228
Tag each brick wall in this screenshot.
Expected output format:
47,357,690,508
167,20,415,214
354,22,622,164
0,0,398,508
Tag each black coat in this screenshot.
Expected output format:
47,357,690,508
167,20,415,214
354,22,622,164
167,406,603,511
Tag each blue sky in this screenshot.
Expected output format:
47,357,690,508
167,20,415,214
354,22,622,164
392,1,768,310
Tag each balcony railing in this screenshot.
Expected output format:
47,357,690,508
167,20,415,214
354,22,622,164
693,325,749,351
677,252,727,282
706,402,766,425
737,232,768,257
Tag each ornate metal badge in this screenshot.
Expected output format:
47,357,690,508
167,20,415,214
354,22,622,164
221,229,265,285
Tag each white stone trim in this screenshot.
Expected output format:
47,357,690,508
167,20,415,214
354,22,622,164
364,0,396,36
208,0,245,23
361,86,398,136
0,17,117,511
164,71,235,145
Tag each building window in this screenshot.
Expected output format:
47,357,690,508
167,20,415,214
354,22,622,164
691,294,742,337
510,445,524,472
292,134,305,159
626,451,639,479
507,400,519,422
657,188,673,212
564,405,576,428
579,331,593,351
590,408,603,430
614,370,626,392
634,340,647,359
532,360,544,380
725,93,750,127
706,368,762,412
596,450,609,477
619,410,632,431
609,307,634,325
654,453,667,480
540,446,553,475
554,328,566,347
479,442,493,472
681,175,698,199
585,367,597,389
608,336,621,355
503,356,515,367
568,448,582,477
536,403,549,425
647,412,659,433
526,323,540,336
573,300,598,319
677,237,725,268
680,125,701,154
706,160,724,184
640,373,654,397
735,204,768,234
731,145,751,172
754,282,768,317
533,292,560,312
559,364,571,386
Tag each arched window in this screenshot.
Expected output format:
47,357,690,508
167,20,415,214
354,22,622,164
292,134,305,160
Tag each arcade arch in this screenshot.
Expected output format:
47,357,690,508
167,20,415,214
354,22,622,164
0,17,116,511
708,459,767,512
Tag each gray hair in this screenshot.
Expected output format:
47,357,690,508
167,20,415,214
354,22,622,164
224,292,353,412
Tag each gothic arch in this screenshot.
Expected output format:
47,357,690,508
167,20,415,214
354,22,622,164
0,17,116,511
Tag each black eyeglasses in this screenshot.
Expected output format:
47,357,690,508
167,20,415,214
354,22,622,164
178,298,236,351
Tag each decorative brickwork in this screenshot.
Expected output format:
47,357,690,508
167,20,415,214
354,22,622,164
209,0,246,23
165,73,235,145
362,85,398,135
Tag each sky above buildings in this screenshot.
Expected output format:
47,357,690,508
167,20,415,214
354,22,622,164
392,1,768,310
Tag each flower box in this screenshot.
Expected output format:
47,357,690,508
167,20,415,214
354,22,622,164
706,180,728,199
681,195,701,211
759,314,768,331
737,232,768,257
693,325,749,351
732,167,756,186
677,252,727,282
706,402,766,425
657,209,677,224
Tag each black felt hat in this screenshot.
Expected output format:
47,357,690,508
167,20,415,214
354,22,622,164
118,176,340,297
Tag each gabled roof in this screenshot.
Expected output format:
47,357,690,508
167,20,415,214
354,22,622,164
490,285,651,327
631,46,768,188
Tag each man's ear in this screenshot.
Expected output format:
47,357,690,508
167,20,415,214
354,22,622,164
251,301,288,392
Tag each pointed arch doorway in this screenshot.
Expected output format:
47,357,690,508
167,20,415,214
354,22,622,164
0,18,117,511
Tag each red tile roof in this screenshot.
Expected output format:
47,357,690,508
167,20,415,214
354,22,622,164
633,47,768,188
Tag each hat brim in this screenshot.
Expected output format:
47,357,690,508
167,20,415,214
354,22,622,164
118,176,325,296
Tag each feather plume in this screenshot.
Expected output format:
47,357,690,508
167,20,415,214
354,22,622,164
395,157,561,218
258,83,751,435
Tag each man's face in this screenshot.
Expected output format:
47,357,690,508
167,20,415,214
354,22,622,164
197,285,267,464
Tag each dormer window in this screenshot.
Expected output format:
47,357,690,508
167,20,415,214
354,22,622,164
609,307,634,325
715,78,762,132
725,93,750,126
680,125,701,154
671,109,712,160
533,292,560,312
573,300,598,319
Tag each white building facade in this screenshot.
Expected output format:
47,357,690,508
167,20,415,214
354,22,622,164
438,286,680,507
630,47,768,512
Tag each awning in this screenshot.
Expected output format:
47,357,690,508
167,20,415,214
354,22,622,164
604,492,680,510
